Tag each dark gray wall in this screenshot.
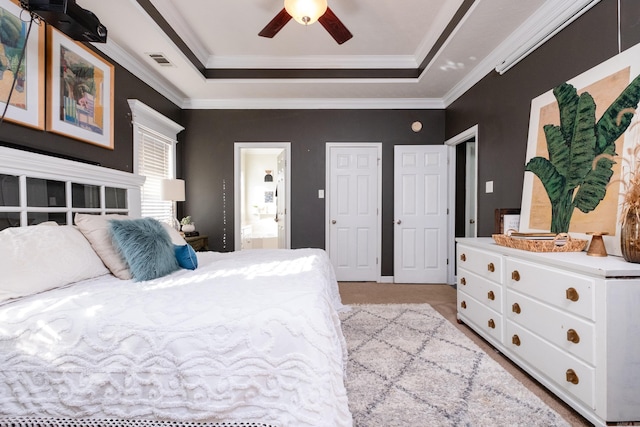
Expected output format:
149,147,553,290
5,0,638,274
446,0,639,236
181,109,445,276
0,29,181,172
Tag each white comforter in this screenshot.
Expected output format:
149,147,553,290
0,249,352,426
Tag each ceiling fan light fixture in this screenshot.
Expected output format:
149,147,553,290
284,0,327,26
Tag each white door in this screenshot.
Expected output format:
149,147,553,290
327,145,380,281
394,145,448,283
276,150,287,248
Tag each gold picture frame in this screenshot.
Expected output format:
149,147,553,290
0,0,45,129
46,26,114,149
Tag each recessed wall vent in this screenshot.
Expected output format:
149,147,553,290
147,53,173,67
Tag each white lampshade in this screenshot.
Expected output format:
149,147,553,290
160,178,185,202
284,0,327,25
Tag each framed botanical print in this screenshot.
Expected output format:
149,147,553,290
0,0,45,129
520,42,640,256
46,26,114,149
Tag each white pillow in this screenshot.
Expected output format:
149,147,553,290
162,222,188,246
0,225,109,303
75,213,132,280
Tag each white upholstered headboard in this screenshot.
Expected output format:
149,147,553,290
0,146,145,228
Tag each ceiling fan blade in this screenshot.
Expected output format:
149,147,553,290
259,8,292,38
318,7,353,45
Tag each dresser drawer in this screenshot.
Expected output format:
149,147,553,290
506,321,595,408
457,291,502,343
458,268,502,313
457,244,503,283
506,290,595,365
505,258,594,321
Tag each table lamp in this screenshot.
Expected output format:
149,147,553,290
160,178,185,230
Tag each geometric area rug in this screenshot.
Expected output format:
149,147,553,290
340,304,571,427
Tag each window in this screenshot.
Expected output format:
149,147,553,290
137,129,175,222
129,100,184,223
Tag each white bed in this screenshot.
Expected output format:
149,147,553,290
0,223,352,427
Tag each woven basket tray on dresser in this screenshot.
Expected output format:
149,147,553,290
492,233,588,253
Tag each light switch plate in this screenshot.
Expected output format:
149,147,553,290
486,181,494,193
318,189,325,198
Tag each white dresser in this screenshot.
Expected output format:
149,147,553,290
456,238,640,427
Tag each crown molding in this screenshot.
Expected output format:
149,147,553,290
148,0,210,66
413,0,474,63
99,0,602,111
442,0,602,107
494,0,601,74
206,54,419,69
93,39,187,107
183,97,445,110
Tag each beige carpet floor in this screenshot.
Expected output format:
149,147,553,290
338,282,593,427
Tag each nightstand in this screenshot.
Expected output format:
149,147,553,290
184,235,209,251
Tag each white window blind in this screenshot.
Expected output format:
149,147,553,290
128,99,184,223
137,126,175,223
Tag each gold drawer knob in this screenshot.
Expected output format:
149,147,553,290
460,277,466,286
460,300,467,309
460,253,466,262
488,319,495,329
566,369,579,385
511,270,520,281
512,334,521,346
487,290,495,301
512,303,521,314
567,329,580,344
487,262,495,272
566,287,580,302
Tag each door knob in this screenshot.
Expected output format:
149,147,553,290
396,220,402,224
469,219,475,224
331,220,336,224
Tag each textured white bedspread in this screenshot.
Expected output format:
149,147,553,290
0,249,352,426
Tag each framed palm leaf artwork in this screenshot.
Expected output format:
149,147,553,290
520,42,640,256
0,0,45,129
46,26,114,149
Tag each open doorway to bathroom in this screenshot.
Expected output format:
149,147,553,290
234,143,291,250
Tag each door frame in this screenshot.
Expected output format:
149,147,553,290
445,124,479,284
465,142,477,237
234,142,291,250
325,142,382,282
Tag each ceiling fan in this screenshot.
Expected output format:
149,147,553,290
259,0,353,45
